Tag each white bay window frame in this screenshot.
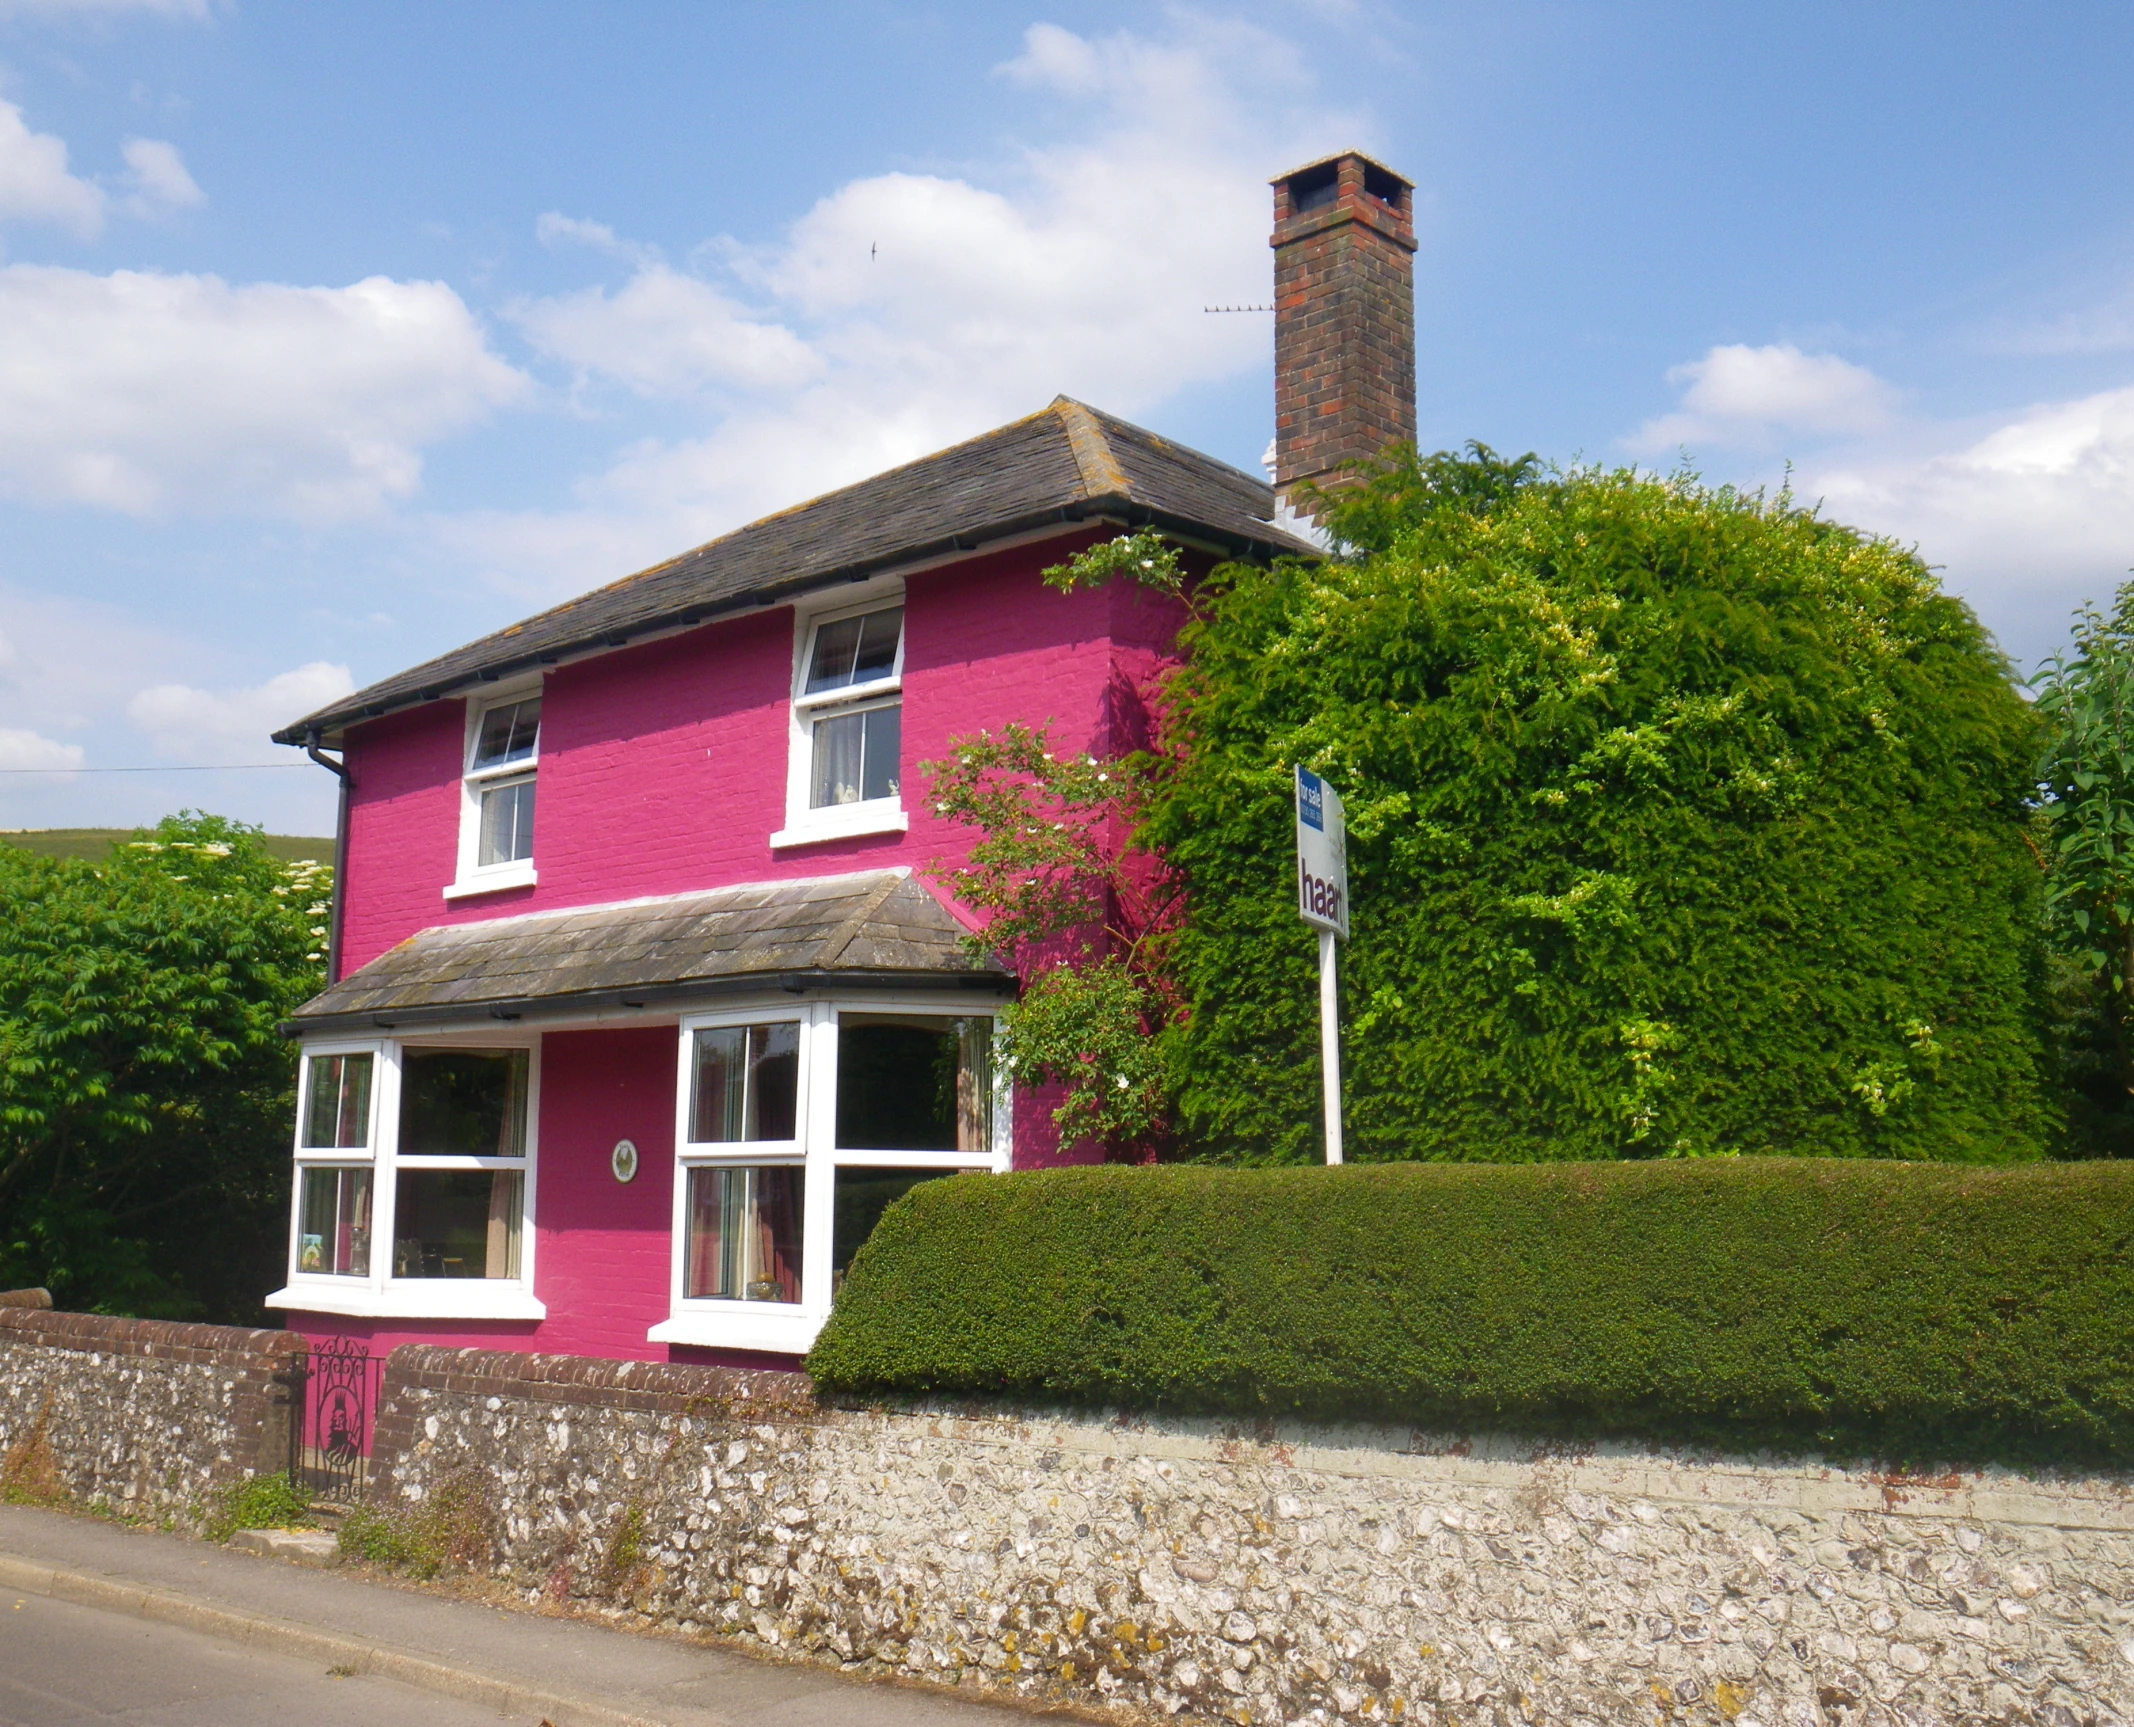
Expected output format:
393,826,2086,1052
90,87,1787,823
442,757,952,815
447,680,544,900
268,1034,545,1321
770,584,909,849
651,995,1007,1354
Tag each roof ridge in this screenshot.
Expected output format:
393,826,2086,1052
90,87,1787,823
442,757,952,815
1050,396,1132,502
810,871,908,969
415,867,913,939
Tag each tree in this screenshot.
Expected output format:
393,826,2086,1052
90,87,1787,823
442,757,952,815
1139,450,2050,1163
0,814,327,1318
2031,579,2134,1155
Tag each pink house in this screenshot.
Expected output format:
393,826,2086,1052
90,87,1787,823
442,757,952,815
267,152,1416,1367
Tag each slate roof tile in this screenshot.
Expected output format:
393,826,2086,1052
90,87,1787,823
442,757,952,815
275,398,1313,745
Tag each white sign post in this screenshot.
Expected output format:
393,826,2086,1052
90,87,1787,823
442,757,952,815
1294,766,1349,1165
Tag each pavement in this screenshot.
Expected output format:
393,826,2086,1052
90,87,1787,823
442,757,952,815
0,1504,1045,1727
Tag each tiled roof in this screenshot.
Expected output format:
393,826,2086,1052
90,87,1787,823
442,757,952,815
277,398,1312,745
286,870,1009,1036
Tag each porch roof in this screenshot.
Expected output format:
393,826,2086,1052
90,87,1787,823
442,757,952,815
284,870,1010,1037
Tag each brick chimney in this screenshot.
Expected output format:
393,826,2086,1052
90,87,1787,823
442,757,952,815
1270,151,1417,518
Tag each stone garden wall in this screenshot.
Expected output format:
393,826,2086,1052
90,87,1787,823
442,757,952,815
0,1308,300,1521
373,1344,2134,1727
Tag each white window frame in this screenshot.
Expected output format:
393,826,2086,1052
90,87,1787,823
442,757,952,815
651,994,1008,1354
446,679,544,900
770,584,911,850
268,1034,546,1321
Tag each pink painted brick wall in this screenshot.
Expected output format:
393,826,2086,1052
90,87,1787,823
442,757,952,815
301,536,1187,1363
337,535,1163,976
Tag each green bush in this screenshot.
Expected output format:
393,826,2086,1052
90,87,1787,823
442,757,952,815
1142,458,2050,1163
806,1160,2134,1468
205,1471,312,1541
336,1469,493,1578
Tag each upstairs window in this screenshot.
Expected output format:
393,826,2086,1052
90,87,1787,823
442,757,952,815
450,690,542,896
775,600,906,847
801,605,901,809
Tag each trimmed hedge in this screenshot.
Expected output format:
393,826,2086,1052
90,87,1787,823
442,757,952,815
805,1159,2134,1468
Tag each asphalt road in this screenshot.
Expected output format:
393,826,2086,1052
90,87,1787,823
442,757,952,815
0,1588,528,1727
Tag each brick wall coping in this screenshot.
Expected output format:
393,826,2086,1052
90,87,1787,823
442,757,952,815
0,1307,305,1365
383,1345,818,1419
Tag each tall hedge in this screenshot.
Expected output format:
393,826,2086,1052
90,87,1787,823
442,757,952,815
806,1161,2134,1468
1141,460,2049,1162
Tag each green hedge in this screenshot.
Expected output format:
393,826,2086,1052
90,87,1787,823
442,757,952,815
806,1160,2134,1468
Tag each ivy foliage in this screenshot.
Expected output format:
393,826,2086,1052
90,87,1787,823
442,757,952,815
1142,450,2050,1163
0,813,327,1318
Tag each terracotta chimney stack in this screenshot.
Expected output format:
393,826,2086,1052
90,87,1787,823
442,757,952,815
1270,151,1417,518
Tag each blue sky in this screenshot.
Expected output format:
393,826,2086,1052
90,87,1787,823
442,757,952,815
0,0,2128,835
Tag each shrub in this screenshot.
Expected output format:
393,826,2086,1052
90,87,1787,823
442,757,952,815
1142,458,2050,1163
336,1468,493,1578
807,1160,2134,1468
204,1470,312,1541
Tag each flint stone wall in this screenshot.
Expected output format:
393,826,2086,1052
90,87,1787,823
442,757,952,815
373,1345,2133,1727
0,1308,299,1519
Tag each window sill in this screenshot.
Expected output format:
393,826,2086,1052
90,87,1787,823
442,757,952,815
648,1308,824,1355
266,1282,548,1321
769,805,908,850
443,863,538,901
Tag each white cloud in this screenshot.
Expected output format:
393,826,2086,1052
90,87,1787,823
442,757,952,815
1632,343,1896,452
118,137,203,215
1804,384,2134,661
128,661,356,760
454,17,1361,597
0,727,82,771
0,265,528,518
510,261,817,397
0,99,106,236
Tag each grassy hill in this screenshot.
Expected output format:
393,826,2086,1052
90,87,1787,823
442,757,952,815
0,828,334,865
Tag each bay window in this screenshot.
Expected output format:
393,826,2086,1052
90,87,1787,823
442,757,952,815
654,999,1003,1352
773,597,907,847
272,1038,542,1320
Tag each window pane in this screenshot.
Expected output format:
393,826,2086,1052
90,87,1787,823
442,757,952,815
391,1169,522,1279
804,615,861,693
833,1168,956,1293
298,1167,372,1276
472,698,541,769
804,606,901,694
398,1049,528,1156
809,710,864,807
860,704,900,801
836,1014,993,1151
300,1053,372,1150
851,606,902,682
689,1023,799,1143
478,778,534,865
684,1165,803,1301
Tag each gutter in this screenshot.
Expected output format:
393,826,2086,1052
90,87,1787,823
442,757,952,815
278,965,1015,1041
302,728,350,984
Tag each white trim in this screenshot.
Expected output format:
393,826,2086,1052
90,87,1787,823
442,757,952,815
284,1032,542,1317
266,1282,548,1320
652,998,1005,1352
443,861,538,900
769,806,909,849
647,1308,822,1353
782,587,907,842
450,681,544,897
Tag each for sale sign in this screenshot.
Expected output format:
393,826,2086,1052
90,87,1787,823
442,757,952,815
1294,765,1349,939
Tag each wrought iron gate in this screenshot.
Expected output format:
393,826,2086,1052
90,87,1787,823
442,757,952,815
287,1337,382,1502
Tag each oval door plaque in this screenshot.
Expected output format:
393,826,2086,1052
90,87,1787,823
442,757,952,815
611,1138,639,1183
